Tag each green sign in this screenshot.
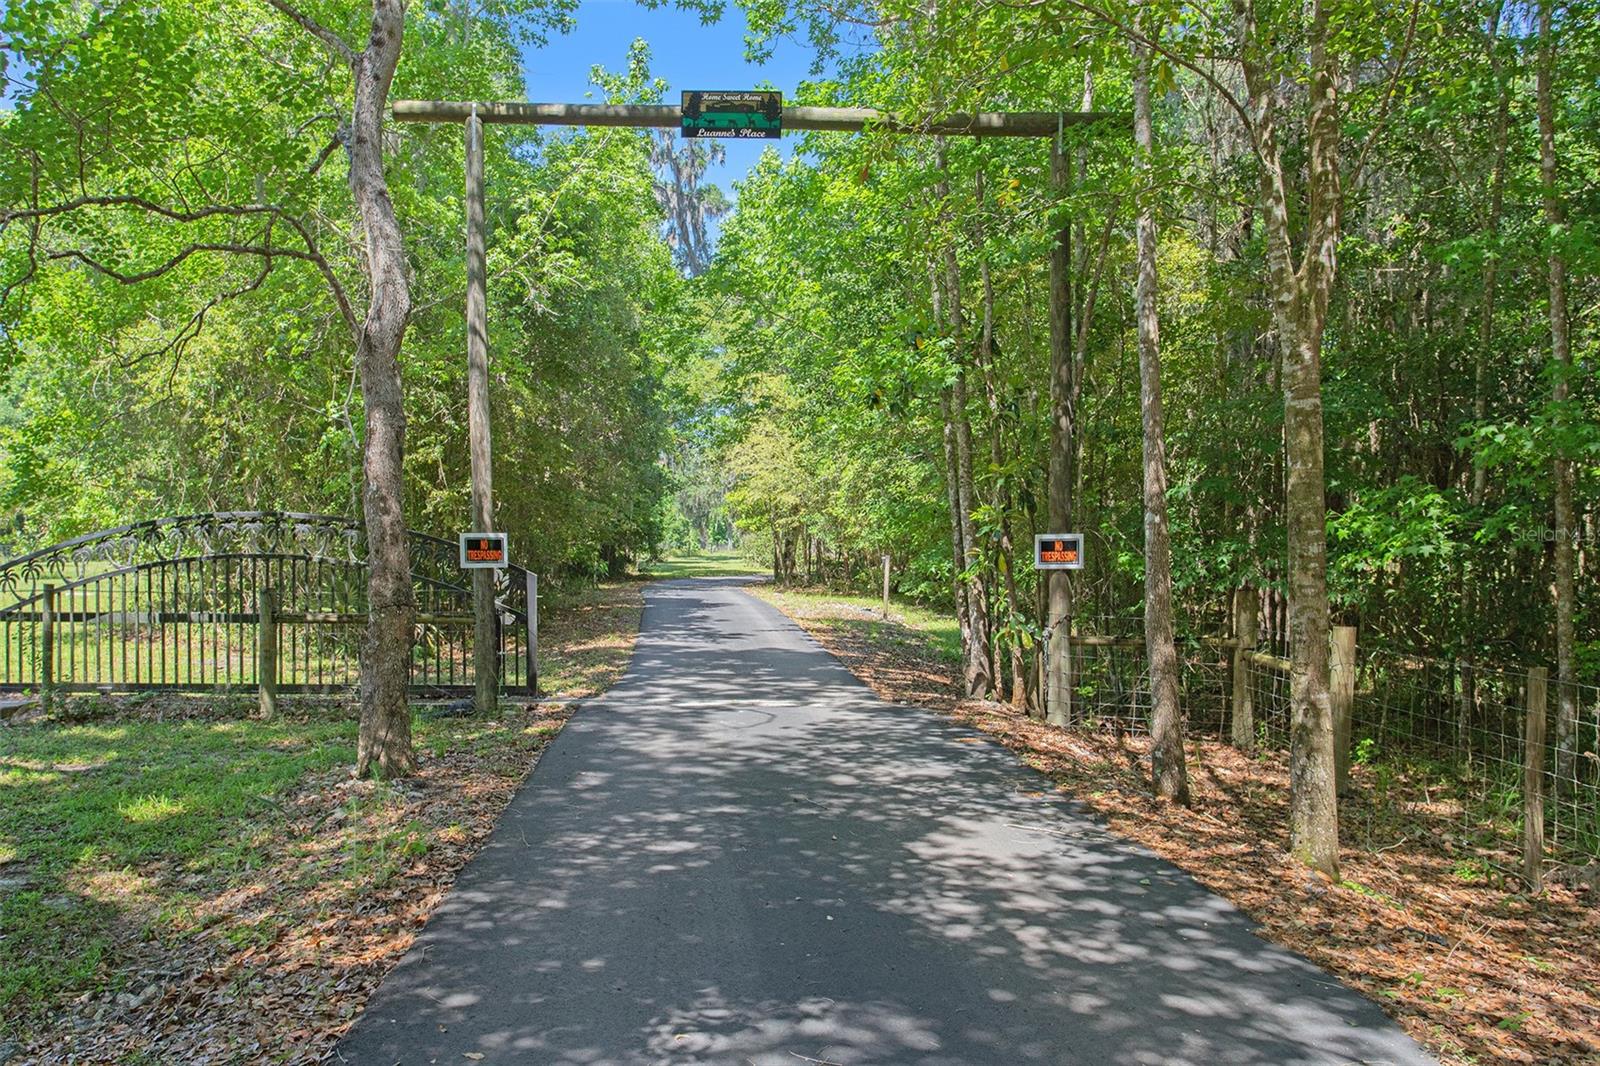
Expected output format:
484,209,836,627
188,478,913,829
682,91,783,139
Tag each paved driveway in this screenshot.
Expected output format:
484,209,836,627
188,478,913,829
337,577,1435,1065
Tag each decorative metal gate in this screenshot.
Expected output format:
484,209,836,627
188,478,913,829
0,512,534,697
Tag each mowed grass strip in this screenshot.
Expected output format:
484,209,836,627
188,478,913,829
747,584,963,667
642,550,764,580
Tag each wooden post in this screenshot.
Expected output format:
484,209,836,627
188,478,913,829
881,554,891,619
40,584,55,710
466,107,498,714
1330,624,1358,793
525,571,539,697
257,587,278,719
394,100,1120,137
1523,666,1548,892
1230,586,1258,748
1455,657,1474,760
1044,134,1074,729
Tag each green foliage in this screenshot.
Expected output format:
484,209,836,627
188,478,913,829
0,4,685,581
2,0,1598,677
703,0,1600,673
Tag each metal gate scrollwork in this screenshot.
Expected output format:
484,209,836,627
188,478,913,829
0,512,533,697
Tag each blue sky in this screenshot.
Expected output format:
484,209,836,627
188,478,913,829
520,0,831,193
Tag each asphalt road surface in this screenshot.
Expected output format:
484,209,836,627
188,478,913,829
338,577,1435,1065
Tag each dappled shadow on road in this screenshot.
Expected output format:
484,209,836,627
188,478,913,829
336,579,1433,1066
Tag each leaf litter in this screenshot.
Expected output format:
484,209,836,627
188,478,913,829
764,588,1600,1066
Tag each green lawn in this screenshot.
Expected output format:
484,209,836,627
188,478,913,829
0,706,575,1039
750,585,963,667
0,712,357,1026
642,550,764,579
0,577,649,1040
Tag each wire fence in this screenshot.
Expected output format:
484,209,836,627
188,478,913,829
1061,626,1600,868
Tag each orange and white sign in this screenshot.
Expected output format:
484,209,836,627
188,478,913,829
459,532,509,569
1034,533,1084,570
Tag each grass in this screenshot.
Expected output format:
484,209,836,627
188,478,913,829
2,703,577,1058
749,584,963,667
0,714,356,1027
641,550,764,579
0,580,648,1048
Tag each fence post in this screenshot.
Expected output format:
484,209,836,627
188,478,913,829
1331,624,1358,793
1229,587,1257,748
525,571,539,697
881,554,891,619
257,587,277,718
40,584,55,711
1036,647,1046,720
1523,666,1548,892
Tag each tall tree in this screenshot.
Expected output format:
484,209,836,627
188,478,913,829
1131,25,1188,804
267,0,415,777
1537,0,1578,790
652,135,731,276
975,169,1031,709
1233,0,1345,876
0,0,423,775
936,141,996,698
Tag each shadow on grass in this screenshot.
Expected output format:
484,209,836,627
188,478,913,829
641,551,765,580
0,716,355,1031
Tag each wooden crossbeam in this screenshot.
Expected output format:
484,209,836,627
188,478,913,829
392,100,1120,138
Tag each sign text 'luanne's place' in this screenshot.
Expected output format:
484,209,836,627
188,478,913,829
459,532,509,569
1034,533,1084,570
681,91,783,139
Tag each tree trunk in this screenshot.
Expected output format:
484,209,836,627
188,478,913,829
935,145,994,698
974,171,1028,709
1538,0,1578,790
350,0,416,779
1281,307,1338,873
1460,7,1511,740
1472,5,1511,509
929,258,977,669
952,369,993,697
988,344,1029,706
1133,37,1189,805
941,390,977,667
1239,0,1342,876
